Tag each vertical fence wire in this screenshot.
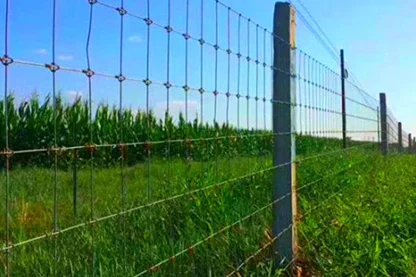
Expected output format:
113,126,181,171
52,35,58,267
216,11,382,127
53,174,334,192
165,0,172,214
51,0,59,275
117,0,127,273
226,7,231,125
2,0,10,276
246,19,250,130
85,1,95,275
237,13,241,130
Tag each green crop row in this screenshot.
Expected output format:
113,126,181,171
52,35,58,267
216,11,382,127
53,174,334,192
0,94,362,169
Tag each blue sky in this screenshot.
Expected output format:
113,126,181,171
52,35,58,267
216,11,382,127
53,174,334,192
1,0,415,136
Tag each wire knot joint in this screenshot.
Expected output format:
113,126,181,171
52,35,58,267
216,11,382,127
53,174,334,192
143,79,152,86
144,18,153,26
116,7,127,16
115,74,126,82
83,69,95,78
45,63,60,72
0,148,13,158
0,55,13,66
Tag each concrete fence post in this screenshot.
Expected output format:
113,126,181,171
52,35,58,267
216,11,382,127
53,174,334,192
408,133,412,153
379,93,388,155
272,2,296,266
398,122,403,152
340,50,347,149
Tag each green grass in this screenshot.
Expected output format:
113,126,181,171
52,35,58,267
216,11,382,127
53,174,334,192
2,155,275,276
3,144,407,276
296,154,416,277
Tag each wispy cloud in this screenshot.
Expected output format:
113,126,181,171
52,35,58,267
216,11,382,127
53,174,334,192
154,101,198,121
34,49,48,55
58,55,74,61
65,90,83,103
128,35,142,43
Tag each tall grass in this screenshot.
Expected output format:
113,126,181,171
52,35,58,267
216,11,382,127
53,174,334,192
0,147,378,276
297,154,416,276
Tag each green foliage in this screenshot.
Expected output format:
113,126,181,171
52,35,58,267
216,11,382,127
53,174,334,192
0,95,354,170
0,95,275,168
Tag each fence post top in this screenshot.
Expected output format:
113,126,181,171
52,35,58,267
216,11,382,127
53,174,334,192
275,2,291,8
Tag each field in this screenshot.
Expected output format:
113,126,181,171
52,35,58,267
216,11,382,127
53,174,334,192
1,96,416,276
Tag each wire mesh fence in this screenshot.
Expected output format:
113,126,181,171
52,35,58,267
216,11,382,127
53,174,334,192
0,0,413,276
387,108,400,151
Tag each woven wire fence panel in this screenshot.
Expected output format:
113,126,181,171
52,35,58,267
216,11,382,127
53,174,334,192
285,0,391,271
403,130,409,149
387,108,399,152
0,0,411,276
0,0,280,276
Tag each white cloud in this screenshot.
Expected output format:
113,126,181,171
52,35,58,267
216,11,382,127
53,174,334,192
58,55,74,61
65,90,83,103
34,49,47,55
128,35,142,43
154,101,198,121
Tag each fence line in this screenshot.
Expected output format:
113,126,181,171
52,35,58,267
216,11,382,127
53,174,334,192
0,0,413,276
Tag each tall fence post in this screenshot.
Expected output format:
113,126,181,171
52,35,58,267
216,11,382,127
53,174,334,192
413,138,416,154
408,133,412,153
398,122,403,152
379,93,388,155
340,49,347,148
273,2,296,265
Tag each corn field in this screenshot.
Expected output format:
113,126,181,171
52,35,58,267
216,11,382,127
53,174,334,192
0,95,350,170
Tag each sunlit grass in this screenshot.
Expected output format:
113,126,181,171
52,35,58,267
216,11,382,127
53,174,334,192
294,154,416,276
2,147,401,276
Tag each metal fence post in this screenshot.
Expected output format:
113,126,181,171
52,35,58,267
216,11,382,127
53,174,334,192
413,137,416,154
340,49,347,148
273,2,296,265
398,122,403,152
379,93,388,155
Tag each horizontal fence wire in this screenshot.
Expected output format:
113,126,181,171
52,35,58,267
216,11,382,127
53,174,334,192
0,0,412,276
0,142,375,253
